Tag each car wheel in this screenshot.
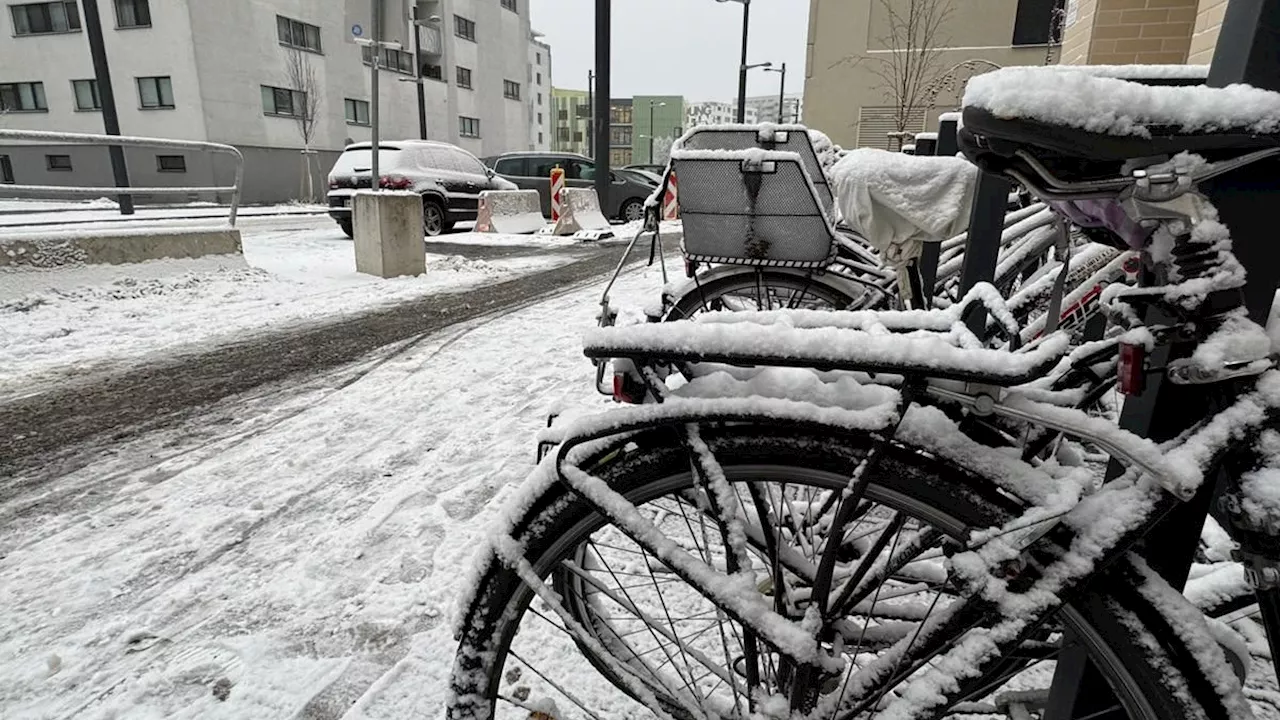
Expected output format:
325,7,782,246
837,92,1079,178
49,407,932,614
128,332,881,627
619,198,645,223
423,199,446,237
338,218,353,239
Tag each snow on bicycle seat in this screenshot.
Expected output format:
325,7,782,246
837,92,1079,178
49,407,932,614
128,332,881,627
960,66,1280,172
830,149,978,266
583,315,1069,386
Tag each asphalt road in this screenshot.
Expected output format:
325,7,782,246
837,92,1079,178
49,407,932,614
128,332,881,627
0,243,638,482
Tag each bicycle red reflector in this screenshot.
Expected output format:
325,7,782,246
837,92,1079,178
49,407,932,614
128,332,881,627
613,373,641,404
1119,343,1145,396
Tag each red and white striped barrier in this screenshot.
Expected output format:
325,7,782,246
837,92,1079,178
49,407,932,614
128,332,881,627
662,170,679,221
550,166,565,222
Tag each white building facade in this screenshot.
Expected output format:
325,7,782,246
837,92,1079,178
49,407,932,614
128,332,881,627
527,30,551,150
0,0,536,203
744,94,804,125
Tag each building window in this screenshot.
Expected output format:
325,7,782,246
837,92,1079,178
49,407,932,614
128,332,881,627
422,62,443,80
537,92,542,105
261,84,306,118
10,1,79,35
538,131,543,144
557,109,567,121
610,126,632,146
344,98,369,126
114,0,150,28
501,0,517,11
459,116,481,138
136,76,174,109
503,80,521,101
537,112,542,124
454,15,475,41
557,127,569,142
573,131,583,142
456,66,472,89
0,82,47,112
156,155,186,172
536,72,542,85
610,105,632,124
1011,0,1065,46
0,155,12,183
72,79,100,110
46,154,72,171
361,45,414,74
277,15,321,53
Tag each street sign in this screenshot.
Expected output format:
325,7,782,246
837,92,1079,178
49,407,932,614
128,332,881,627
351,23,363,37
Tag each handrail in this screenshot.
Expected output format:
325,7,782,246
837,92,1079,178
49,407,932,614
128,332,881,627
0,129,245,226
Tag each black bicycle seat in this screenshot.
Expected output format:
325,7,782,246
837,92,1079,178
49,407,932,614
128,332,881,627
958,69,1280,183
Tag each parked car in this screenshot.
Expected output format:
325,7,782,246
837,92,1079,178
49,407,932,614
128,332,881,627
481,152,652,223
616,168,663,187
623,163,668,177
327,140,516,238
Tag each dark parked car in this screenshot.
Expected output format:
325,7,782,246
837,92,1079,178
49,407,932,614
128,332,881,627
327,140,516,237
481,152,653,223
623,163,668,177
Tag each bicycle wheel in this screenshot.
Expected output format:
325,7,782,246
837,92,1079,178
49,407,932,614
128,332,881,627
665,271,863,320
450,426,1228,720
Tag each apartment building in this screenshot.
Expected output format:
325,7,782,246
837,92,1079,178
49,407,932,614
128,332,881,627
0,0,536,203
804,0,1064,149
608,97,634,166
685,100,759,128
1059,0,1225,65
744,94,803,125
551,87,590,155
528,30,551,150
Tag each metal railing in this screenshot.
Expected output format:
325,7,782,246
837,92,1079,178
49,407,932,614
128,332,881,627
0,129,245,226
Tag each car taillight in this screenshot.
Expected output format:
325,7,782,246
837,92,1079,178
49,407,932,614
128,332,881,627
1118,343,1146,396
329,180,340,189
379,175,412,190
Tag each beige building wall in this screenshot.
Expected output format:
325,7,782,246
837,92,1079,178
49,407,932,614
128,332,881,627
804,0,1060,150
1060,0,1224,65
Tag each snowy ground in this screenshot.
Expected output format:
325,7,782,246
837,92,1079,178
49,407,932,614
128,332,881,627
0,260,670,719
0,214,594,396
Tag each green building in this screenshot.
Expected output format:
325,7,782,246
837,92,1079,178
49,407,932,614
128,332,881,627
631,96,685,166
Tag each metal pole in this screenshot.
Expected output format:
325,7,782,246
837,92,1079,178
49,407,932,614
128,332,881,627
81,0,132,215
735,0,750,123
370,0,382,189
587,70,594,156
776,62,786,122
593,0,610,203
649,102,655,164
413,9,427,140
958,172,1011,332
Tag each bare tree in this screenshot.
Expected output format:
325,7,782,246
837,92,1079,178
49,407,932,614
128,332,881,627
863,0,954,143
284,48,322,202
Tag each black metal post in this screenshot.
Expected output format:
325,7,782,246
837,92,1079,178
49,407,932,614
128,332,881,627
370,0,382,187
593,0,610,202
936,116,959,156
81,0,132,215
958,172,1011,332
413,9,427,140
735,0,750,123
776,62,786,122
649,101,655,164
587,69,594,157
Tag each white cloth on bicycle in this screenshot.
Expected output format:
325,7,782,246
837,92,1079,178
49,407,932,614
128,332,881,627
831,148,979,267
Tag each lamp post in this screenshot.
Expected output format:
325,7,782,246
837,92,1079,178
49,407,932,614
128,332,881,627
404,9,442,140
647,101,666,163
764,62,786,122
716,0,753,123
587,69,594,156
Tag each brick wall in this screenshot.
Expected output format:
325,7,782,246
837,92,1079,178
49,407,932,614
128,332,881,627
1060,0,1200,65
1188,0,1227,63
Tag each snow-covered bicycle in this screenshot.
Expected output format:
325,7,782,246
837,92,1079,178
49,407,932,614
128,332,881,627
449,68,1280,720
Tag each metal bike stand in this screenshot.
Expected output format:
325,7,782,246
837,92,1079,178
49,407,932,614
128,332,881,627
916,126,943,306
959,172,1013,334
1047,7,1280,715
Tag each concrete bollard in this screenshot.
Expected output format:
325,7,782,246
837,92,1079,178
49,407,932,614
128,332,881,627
353,190,426,278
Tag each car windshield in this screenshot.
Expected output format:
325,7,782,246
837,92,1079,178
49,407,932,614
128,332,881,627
330,148,403,174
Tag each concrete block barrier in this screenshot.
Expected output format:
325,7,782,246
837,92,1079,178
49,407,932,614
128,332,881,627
353,190,426,278
476,190,545,234
552,188,614,240
0,226,243,268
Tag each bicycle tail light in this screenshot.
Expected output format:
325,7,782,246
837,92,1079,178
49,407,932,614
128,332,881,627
611,359,644,404
1118,343,1146,396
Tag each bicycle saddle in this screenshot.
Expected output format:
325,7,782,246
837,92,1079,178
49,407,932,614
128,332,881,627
958,67,1280,181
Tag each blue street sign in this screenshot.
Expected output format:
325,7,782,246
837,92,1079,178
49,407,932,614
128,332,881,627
351,24,363,38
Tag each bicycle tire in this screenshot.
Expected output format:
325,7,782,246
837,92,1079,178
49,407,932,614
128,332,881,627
664,271,863,320
450,425,1231,720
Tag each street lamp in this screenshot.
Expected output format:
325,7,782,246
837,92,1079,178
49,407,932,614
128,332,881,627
648,101,667,163
716,0,753,123
403,10,443,141
764,62,786,122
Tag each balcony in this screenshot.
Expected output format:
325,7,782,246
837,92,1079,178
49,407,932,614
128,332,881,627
418,24,442,55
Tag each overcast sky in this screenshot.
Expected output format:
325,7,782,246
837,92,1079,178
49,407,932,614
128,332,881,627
528,0,809,102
